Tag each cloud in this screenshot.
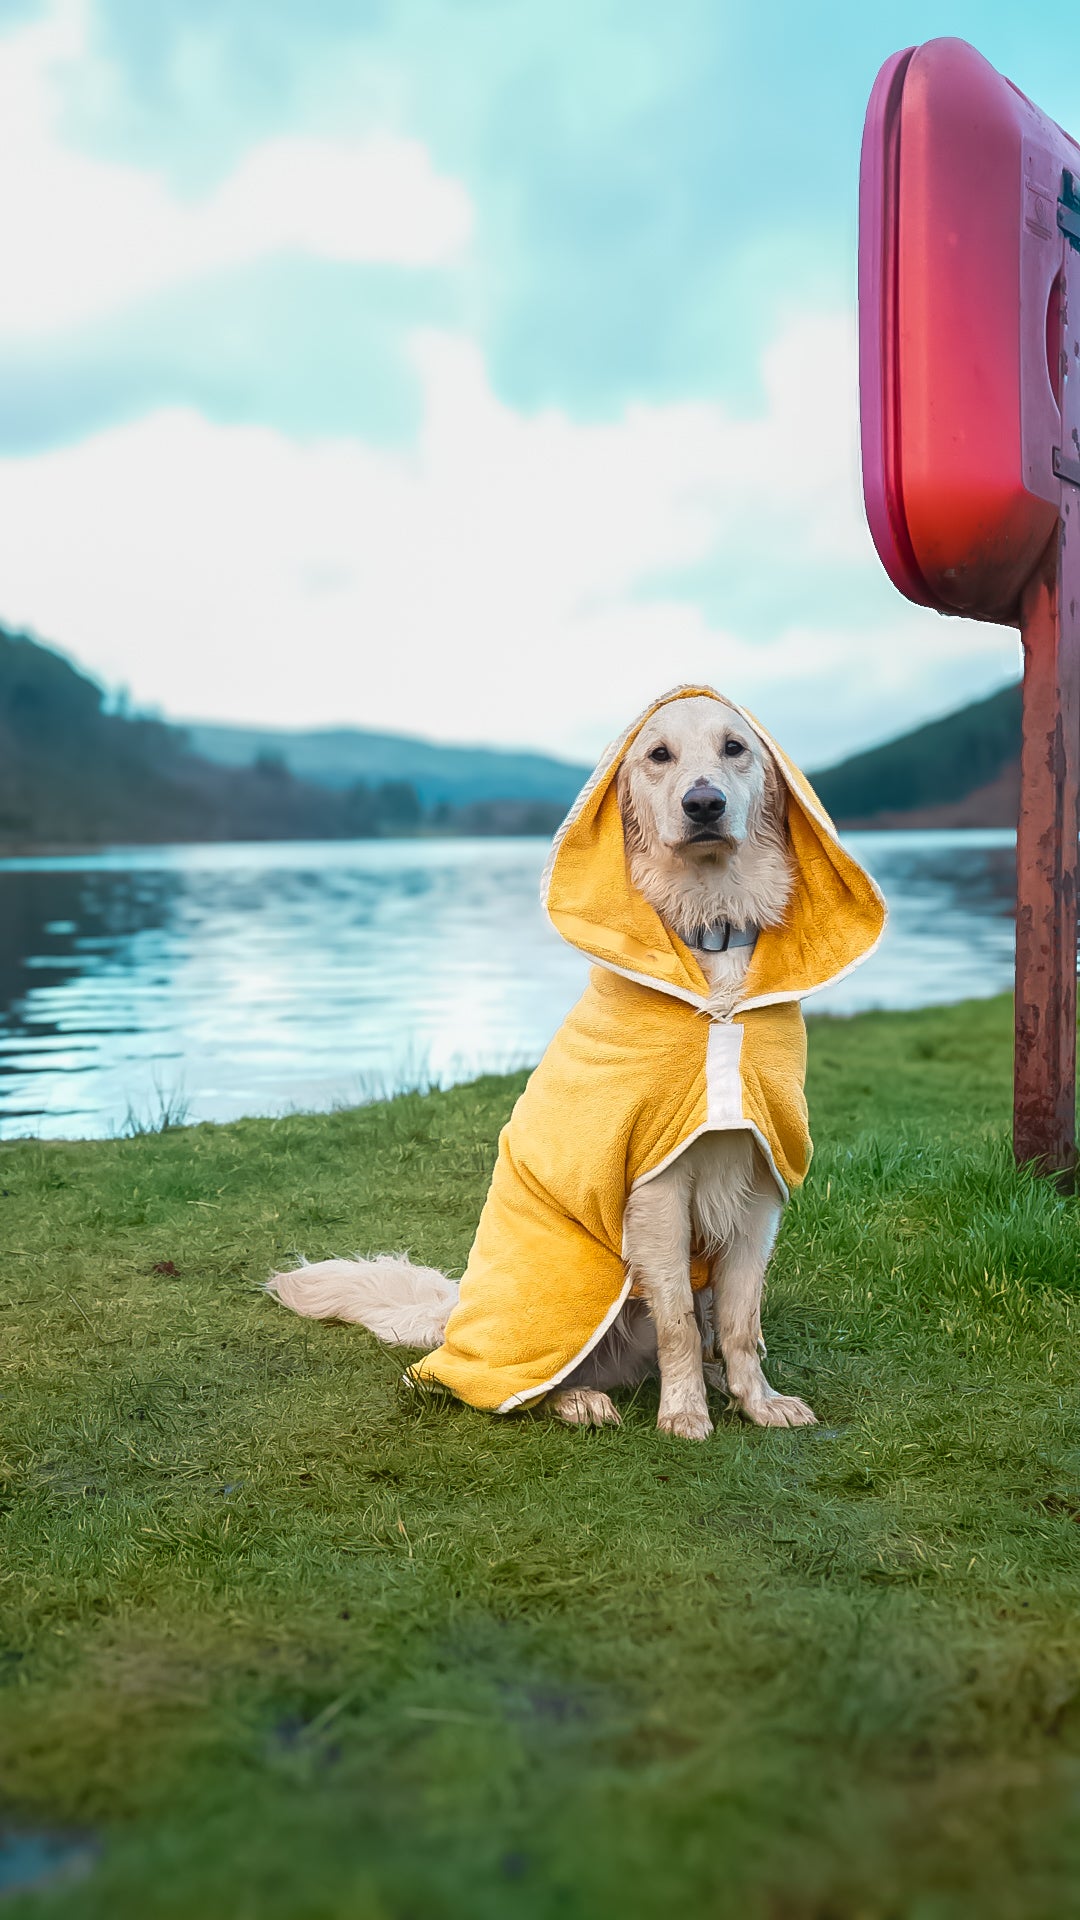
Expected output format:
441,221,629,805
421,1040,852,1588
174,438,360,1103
0,0,472,336
0,256,457,454
9,0,849,418
0,314,1019,767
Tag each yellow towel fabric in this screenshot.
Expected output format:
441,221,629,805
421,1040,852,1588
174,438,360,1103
412,686,886,1413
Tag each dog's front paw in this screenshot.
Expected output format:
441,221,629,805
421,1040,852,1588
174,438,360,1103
549,1388,621,1428
739,1391,816,1429
657,1405,713,1441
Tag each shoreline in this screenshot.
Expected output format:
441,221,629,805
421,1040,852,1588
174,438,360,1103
0,995,1019,1150
0,821,1023,862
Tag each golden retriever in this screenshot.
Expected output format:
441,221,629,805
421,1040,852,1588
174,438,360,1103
268,694,815,1439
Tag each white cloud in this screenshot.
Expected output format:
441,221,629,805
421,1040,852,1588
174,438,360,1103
0,317,1020,767
0,0,472,336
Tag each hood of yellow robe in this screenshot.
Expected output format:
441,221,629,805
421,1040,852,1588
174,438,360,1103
541,683,887,1011
411,686,886,1415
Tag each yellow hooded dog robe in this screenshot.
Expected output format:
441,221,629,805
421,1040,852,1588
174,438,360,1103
412,686,886,1413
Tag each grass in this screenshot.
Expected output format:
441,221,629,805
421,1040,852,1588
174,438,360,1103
2,991,1080,1918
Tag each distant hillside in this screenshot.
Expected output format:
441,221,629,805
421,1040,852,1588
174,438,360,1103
0,627,389,848
810,681,1022,828
187,721,590,810
0,626,571,852
0,619,1025,850
192,685,1025,832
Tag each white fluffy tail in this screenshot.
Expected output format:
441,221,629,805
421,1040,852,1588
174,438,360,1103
265,1254,458,1350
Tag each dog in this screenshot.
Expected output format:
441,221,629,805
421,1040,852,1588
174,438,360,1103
267,692,837,1441
550,693,814,1435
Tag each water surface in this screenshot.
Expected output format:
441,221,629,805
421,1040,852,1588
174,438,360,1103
0,831,1017,1139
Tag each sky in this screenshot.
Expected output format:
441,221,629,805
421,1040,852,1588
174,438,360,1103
0,1,1071,767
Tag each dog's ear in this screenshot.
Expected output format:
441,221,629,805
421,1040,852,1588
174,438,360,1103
616,762,646,856
760,749,788,838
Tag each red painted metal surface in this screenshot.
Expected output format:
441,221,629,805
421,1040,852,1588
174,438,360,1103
859,38,1080,1174
858,47,932,609
859,38,1077,624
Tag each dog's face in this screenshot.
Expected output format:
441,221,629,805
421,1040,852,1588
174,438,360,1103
618,695,778,864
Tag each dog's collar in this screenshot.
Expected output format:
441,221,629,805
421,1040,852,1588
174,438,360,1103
688,920,758,953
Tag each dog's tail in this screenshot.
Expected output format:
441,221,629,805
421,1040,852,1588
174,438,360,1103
265,1254,458,1350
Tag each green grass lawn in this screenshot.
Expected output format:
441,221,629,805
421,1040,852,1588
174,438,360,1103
3,993,1080,1919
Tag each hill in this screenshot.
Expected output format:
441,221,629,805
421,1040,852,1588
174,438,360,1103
810,680,1022,828
186,720,590,809
0,627,434,850
0,619,1025,848
191,683,1025,831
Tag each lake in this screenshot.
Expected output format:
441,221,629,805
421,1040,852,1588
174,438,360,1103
0,831,1018,1140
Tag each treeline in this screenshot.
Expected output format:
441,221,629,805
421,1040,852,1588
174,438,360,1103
256,752,566,840
0,626,564,851
811,681,1021,824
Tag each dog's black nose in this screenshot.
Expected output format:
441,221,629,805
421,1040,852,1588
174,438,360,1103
681,782,727,826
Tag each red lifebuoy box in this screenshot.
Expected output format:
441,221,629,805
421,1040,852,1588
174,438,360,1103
859,39,1080,1175
860,37,1080,623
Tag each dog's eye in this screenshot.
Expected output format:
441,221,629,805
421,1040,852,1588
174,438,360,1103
723,738,746,758
647,745,672,764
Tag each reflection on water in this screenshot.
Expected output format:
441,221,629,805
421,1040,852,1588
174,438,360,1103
0,831,1018,1140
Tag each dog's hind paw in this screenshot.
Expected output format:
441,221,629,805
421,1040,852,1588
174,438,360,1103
549,1388,621,1428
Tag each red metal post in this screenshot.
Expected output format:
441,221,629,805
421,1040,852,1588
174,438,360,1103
1014,247,1080,1174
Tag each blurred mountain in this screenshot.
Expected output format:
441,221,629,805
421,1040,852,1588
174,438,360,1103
186,722,590,809
0,625,533,849
810,681,1022,828
0,619,1024,849
191,686,1024,830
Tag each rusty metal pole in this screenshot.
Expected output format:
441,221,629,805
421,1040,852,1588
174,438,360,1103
1014,233,1080,1175
1015,548,1080,1171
